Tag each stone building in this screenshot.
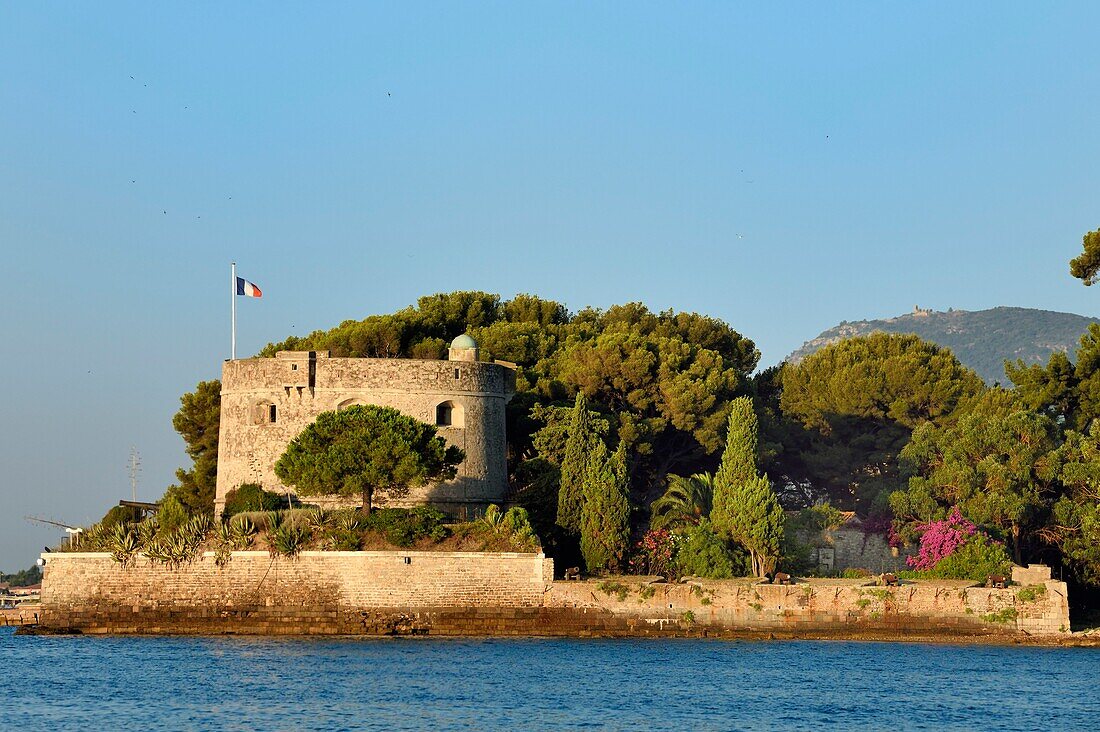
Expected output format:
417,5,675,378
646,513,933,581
214,335,515,517
797,512,910,574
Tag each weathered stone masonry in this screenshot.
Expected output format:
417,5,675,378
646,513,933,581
38,553,1069,638
215,340,515,516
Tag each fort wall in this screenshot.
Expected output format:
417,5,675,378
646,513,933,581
37,553,1069,638
215,350,515,517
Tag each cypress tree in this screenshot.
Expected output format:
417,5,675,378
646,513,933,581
580,440,631,572
557,392,597,534
711,397,784,576
733,474,785,577
712,396,758,530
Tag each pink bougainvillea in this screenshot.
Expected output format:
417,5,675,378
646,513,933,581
906,507,977,570
629,528,677,577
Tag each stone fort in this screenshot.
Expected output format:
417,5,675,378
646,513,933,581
214,335,515,516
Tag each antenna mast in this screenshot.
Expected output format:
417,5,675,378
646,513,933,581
128,446,141,502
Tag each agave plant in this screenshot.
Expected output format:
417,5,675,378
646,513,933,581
271,524,311,557
166,531,196,565
109,524,140,565
229,516,257,549
265,511,283,532
81,523,111,552
144,537,173,564
135,519,159,549
305,507,330,530
478,504,504,532
183,514,212,543
335,511,362,533
213,523,234,567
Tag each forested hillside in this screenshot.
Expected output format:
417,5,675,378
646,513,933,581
788,307,1099,384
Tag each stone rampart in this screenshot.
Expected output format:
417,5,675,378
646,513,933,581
36,553,1069,638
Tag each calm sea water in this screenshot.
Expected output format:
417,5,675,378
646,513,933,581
2,627,1096,731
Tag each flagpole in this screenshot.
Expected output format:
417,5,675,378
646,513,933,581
231,261,237,360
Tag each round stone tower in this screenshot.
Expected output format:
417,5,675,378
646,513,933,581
214,340,515,518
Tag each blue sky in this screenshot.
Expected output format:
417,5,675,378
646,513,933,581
2,2,1099,569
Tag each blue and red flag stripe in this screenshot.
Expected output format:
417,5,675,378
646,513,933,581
236,277,262,298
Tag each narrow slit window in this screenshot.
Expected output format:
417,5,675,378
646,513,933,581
454,368,460,380
269,404,277,423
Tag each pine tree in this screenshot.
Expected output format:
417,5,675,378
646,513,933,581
557,393,598,534
580,440,631,572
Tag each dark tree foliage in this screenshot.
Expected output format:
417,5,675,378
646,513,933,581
0,565,42,587
776,333,985,511
1006,324,1100,431
163,380,221,516
1069,227,1100,285
1050,424,1100,585
256,291,759,506
275,405,463,513
893,410,1062,563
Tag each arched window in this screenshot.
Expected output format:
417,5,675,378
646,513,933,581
435,400,463,428
337,398,365,411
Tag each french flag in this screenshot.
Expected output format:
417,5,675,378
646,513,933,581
236,277,262,298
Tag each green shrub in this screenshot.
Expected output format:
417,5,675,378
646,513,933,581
223,483,287,516
980,607,1018,624
922,534,1012,582
157,496,190,536
100,505,144,528
323,526,363,551
1016,585,1046,602
597,580,630,601
842,567,873,579
673,520,744,579
502,507,541,550
364,507,447,547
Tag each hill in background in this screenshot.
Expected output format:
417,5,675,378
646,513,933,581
787,306,1100,384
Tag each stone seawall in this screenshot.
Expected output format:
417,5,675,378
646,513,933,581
37,552,1070,638
40,551,551,634
544,577,1069,637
